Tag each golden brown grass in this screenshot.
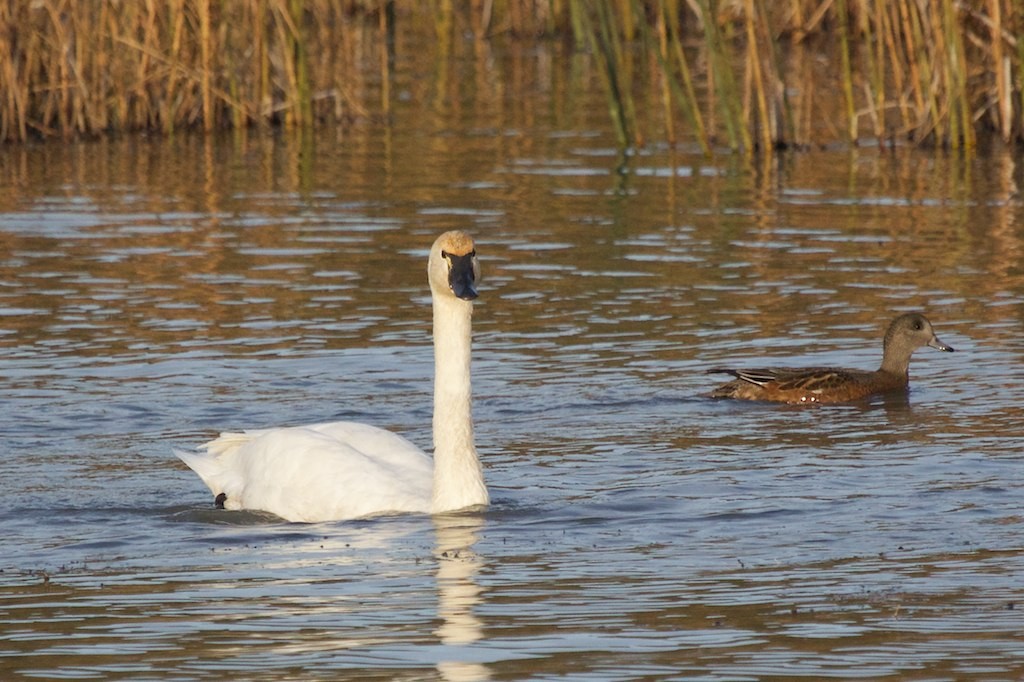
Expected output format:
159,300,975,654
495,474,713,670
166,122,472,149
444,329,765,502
565,0,1024,152
0,0,383,141
1,1,1022,151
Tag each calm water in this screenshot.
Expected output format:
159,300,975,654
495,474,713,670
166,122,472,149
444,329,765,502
2,39,1024,681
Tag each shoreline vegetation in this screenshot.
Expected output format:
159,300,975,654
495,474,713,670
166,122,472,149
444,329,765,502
0,1,1021,153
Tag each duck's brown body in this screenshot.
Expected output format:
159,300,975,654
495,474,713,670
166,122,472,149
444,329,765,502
708,313,955,404
709,366,909,404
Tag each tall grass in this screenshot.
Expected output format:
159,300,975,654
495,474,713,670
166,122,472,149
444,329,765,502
564,0,1023,151
0,0,386,141
1,1,1023,151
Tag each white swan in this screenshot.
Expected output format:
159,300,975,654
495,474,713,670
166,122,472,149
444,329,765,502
175,230,489,523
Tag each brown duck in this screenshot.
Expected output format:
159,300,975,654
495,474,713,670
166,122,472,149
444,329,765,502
708,312,955,404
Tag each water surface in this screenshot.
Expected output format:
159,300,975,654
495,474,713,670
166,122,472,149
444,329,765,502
2,40,1024,681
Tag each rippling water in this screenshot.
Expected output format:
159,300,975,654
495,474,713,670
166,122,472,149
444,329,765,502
3,42,1024,680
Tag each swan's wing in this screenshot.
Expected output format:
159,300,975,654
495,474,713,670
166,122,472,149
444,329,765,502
177,422,433,522
305,421,430,471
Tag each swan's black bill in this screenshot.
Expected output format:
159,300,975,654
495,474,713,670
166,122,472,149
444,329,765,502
448,253,478,300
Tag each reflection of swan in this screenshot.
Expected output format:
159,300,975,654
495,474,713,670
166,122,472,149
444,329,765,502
175,231,489,523
434,514,489,682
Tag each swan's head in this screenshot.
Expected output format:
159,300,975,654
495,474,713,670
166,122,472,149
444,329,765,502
429,231,480,301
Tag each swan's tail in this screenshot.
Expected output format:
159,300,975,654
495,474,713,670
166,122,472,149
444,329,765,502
175,431,255,509
174,447,218,479
202,431,256,456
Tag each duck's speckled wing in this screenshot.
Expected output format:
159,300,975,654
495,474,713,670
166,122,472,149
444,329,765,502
734,367,862,391
707,366,879,403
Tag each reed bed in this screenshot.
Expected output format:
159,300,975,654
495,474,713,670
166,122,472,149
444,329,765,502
1,0,1022,151
0,0,384,142
565,0,1023,151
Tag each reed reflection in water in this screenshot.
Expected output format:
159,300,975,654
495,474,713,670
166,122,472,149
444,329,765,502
1,59,1024,679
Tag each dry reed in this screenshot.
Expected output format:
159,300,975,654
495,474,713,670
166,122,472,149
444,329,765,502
1,1,1023,151
0,0,386,141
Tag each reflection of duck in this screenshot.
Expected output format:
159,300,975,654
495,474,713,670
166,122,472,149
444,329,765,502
175,231,489,522
708,312,955,404
434,514,489,682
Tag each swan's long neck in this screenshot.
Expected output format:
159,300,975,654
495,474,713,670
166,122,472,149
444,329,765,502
431,292,488,513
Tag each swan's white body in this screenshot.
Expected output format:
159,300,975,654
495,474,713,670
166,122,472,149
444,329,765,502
176,231,489,523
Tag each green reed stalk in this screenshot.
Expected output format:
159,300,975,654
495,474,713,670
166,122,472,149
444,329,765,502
616,0,635,41
742,0,792,150
937,0,959,148
662,0,710,153
654,4,675,144
904,0,941,143
945,0,974,150
929,6,951,145
571,0,634,147
568,0,587,45
695,0,746,151
895,0,923,128
741,0,765,150
199,0,214,132
862,0,886,142
254,0,270,125
770,8,796,147
649,0,710,153
288,0,311,127
834,0,859,143
880,1,910,138
609,0,641,145
989,0,1010,141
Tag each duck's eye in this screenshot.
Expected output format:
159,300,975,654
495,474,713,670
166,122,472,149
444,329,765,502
913,320,923,330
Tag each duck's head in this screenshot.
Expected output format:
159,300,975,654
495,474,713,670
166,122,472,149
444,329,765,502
429,231,480,301
884,312,955,357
